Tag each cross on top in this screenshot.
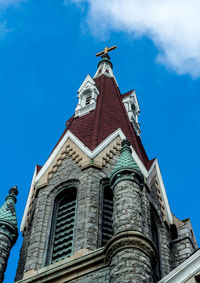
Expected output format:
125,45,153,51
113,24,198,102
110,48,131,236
96,46,117,57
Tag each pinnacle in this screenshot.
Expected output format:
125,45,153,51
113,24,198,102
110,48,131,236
0,186,18,231
110,139,142,186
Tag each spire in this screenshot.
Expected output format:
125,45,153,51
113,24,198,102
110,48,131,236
0,186,18,243
110,139,142,188
94,46,117,79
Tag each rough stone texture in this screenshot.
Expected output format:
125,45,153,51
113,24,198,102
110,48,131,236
110,248,153,283
15,221,33,282
148,177,171,277
68,267,110,283
15,153,119,281
110,173,154,282
159,223,171,276
170,221,197,269
113,179,143,234
0,229,12,283
15,149,198,283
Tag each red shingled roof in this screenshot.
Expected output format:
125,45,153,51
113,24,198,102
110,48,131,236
36,164,42,175
121,89,135,99
59,74,153,170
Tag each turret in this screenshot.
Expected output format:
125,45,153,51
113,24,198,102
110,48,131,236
108,140,157,282
0,186,18,283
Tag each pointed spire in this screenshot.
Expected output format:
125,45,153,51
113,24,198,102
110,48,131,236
110,139,142,188
0,186,18,243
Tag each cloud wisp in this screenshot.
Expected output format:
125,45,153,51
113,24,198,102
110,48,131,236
70,0,200,78
0,0,25,36
0,0,25,8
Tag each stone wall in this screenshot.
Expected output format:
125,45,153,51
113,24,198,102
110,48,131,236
110,248,153,283
15,221,33,282
15,146,197,283
15,152,119,281
68,267,110,283
0,229,12,283
170,219,197,269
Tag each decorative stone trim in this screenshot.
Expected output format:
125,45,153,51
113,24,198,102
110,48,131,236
104,231,157,264
38,137,121,187
149,170,167,223
25,137,121,229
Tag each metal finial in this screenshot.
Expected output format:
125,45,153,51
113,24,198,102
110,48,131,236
96,46,117,57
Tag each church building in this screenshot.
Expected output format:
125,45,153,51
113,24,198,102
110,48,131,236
1,47,199,282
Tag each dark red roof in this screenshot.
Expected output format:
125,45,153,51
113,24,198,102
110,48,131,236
121,89,135,99
59,74,153,170
36,165,42,174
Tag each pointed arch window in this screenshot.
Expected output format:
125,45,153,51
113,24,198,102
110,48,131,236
47,187,77,265
150,209,162,282
101,184,113,246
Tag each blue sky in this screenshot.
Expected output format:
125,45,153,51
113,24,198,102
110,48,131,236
0,1,200,282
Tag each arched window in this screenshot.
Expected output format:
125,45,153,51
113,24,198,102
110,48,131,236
150,210,161,282
101,184,113,246
47,187,77,265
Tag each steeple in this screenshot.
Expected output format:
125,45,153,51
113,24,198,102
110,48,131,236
15,48,198,283
0,186,18,283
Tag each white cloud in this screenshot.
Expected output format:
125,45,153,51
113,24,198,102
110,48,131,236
0,0,25,36
0,0,24,8
70,0,200,78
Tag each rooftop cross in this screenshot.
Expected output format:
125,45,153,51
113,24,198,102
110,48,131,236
96,45,117,57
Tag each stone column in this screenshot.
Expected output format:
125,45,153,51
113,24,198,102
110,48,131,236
107,140,156,283
0,186,18,283
0,227,13,282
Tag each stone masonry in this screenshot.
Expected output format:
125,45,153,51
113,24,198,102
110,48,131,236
15,150,120,281
0,186,18,283
15,140,198,283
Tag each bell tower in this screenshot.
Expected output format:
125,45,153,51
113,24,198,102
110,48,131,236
15,49,198,283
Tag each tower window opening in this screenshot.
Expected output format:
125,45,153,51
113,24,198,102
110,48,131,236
47,187,77,265
101,185,113,246
85,96,91,105
131,103,136,111
150,211,162,282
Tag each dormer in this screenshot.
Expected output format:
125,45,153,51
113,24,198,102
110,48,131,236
75,74,99,117
122,90,141,136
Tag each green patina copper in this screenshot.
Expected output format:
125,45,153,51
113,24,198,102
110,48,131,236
110,139,141,186
97,53,113,69
0,186,18,232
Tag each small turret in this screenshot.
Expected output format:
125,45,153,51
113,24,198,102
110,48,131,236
107,140,156,282
0,186,18,283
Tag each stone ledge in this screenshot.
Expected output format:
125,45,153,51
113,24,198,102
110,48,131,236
16,232,157,283
16,248,105,283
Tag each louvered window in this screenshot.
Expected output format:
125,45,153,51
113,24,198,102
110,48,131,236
101,185,113,246
85,96,91,105
47,188,77,265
